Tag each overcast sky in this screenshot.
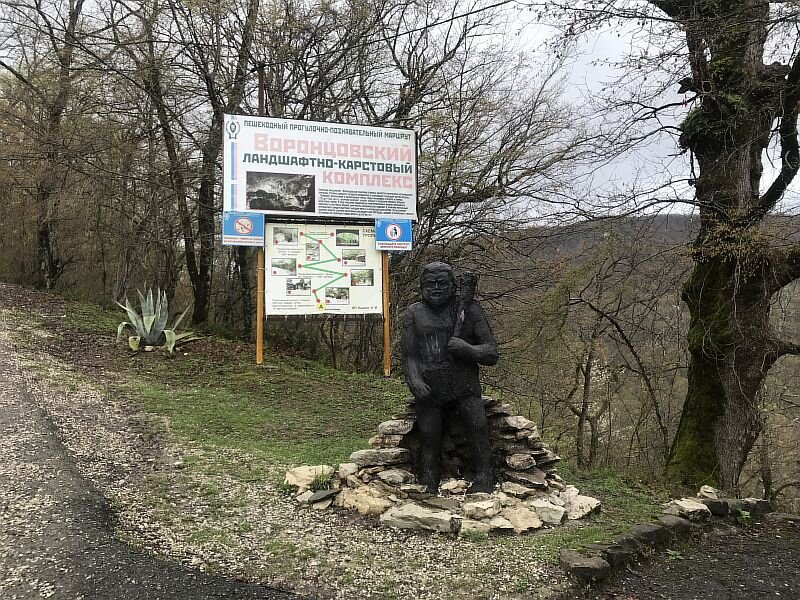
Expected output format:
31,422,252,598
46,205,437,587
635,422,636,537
506,5,800,217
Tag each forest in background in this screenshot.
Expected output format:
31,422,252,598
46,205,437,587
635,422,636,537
2,0,800,506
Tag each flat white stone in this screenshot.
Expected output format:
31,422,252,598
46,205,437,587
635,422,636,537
459,519,491,536
337,462,359,478
663,498,711,522
487,515,515,533
463,498,502,520
506,454,537,470
377,468,413,486
380,503,456,533
377,419,415,436
501,506,543,533
284,465,334,491
566,495,601,520
349,448,411,468
502,415,535,431
441,479,469,492
334,487,392,516
698,485,720,499
527,498,567,525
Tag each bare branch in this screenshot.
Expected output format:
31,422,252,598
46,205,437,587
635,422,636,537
0,58,46,103
774,338,800,358
744,53,800,224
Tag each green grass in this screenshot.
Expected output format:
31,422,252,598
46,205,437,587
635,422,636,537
63,300,125,335
23,296,409,467
124,351,406,465
9,295,408,470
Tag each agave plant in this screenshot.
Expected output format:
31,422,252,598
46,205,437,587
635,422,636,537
116,287,201,354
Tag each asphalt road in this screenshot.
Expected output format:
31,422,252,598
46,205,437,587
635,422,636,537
584,516,800,600
0,335,300,600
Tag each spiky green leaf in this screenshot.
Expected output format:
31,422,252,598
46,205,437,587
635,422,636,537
116,321,132,343
172,303,193,331
117,298,145,337
153,289,169,335
142,314,157,342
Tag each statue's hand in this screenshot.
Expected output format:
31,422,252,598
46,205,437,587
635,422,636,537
408,378,431,400
447,337,473,358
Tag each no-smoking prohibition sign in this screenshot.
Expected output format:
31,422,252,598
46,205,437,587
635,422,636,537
222,211,264,247
234,217,253,235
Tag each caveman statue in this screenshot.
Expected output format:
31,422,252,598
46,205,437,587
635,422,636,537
401,261,499,494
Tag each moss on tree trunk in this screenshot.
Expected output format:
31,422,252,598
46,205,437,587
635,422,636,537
667,255,772,491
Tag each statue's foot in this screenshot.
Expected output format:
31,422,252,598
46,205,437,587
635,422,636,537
467,480,494,494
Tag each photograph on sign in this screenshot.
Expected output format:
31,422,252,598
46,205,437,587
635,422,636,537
224,115,417,221
286,278,312,296
264,223,382,315
305,242,320,261
350,269,374,286
246,172,315,212
271,258,297,276
272,226,298,246
335,229,360,246
341,249,366,266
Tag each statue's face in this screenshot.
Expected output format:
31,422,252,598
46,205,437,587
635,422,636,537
421,272,455,308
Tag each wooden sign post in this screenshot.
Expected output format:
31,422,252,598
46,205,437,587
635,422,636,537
382,251,391,377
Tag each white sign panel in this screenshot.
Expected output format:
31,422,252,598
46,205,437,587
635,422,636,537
224,115,417,221
265,223,382,315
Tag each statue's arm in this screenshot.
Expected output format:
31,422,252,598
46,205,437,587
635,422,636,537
401,307,431,399
447,304,499,366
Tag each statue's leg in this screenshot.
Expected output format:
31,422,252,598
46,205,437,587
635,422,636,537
457,395,495,493
415,399,443,494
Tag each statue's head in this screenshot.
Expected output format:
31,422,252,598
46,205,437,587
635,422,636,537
420,261,456,308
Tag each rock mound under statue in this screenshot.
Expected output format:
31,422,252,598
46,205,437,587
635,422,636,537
284,397,601,535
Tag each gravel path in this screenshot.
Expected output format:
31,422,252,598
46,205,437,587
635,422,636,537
0,329,299,599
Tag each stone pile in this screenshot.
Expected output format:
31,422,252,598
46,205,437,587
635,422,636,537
354,396,562,488
284,396,601,535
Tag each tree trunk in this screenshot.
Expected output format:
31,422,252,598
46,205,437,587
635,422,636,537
575,347,594,468
191,111,223,325
660,0,800,493
667,256,775,491
32,0,85,289
236,247,253,338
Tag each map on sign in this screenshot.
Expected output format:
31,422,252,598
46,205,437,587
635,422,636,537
265,223,382,315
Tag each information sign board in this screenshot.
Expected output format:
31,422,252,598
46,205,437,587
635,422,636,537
223,115,417,221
